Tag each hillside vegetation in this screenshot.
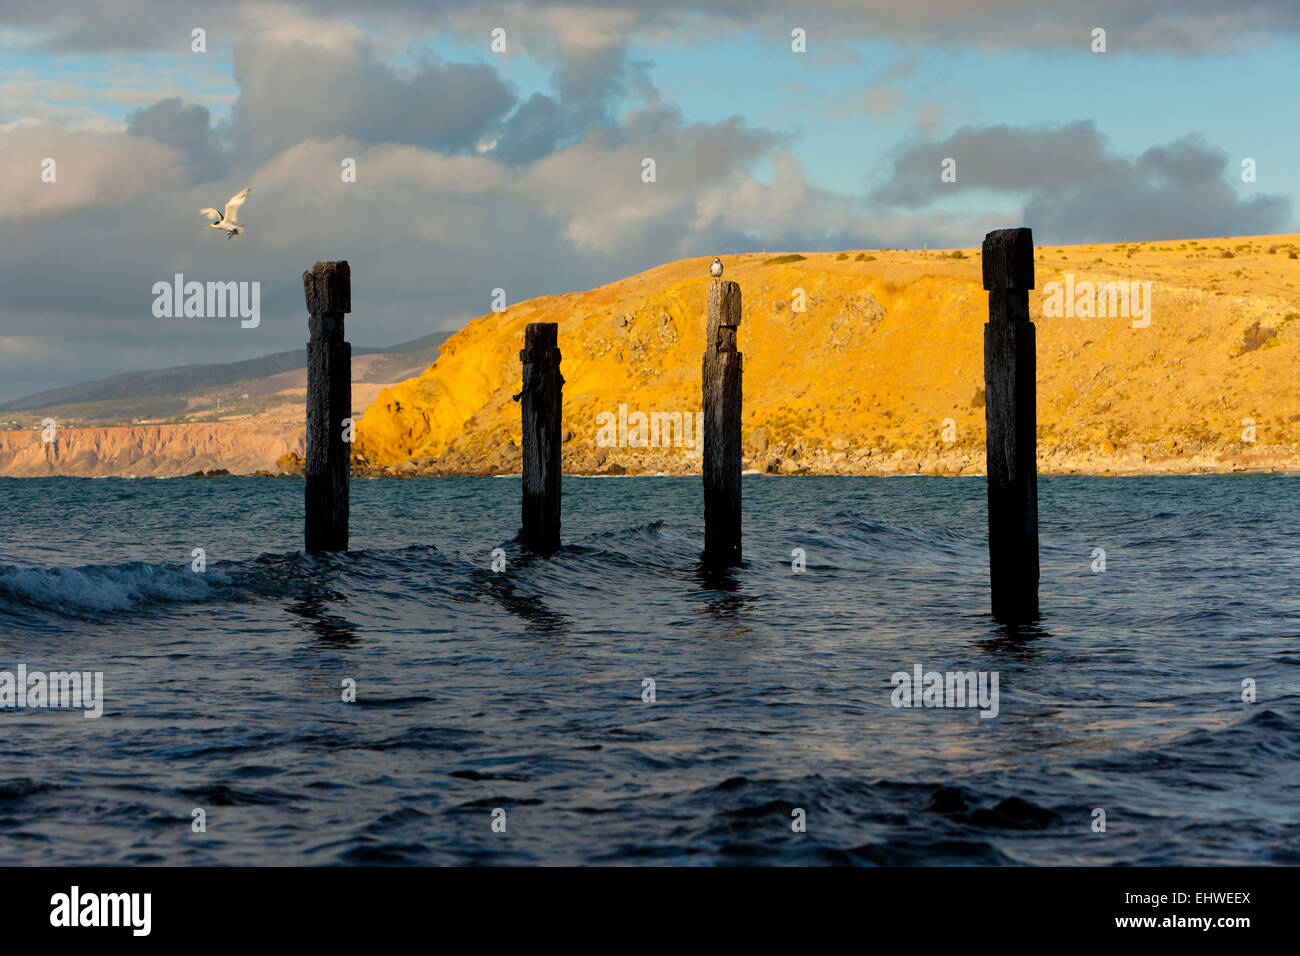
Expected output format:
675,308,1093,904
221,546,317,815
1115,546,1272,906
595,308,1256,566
355,235,1300,476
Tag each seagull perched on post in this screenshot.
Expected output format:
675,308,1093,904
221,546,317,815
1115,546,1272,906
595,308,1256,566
200,187,252,239
710,257,723,277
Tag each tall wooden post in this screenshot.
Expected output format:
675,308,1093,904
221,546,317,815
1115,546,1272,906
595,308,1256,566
519,322,562,555
982,228,1038,623
303,260,351,554
703,279,742,567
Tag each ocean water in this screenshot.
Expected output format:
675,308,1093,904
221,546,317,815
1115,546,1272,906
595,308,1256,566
1,474,1297,865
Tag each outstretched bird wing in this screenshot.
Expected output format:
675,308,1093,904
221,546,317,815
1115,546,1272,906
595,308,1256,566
199,207,223,223
223,187,251,224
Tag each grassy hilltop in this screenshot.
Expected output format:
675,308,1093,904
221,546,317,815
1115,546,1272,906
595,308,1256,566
355,235,1300,476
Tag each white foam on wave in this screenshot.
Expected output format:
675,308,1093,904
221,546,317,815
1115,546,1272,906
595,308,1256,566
0,561,231,613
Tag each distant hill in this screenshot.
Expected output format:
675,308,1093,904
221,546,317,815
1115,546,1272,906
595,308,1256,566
0,332,451,413
0,330,455,475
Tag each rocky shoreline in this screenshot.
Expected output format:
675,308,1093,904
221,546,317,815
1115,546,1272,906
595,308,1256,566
11,441,1294,479
317,441,1298,478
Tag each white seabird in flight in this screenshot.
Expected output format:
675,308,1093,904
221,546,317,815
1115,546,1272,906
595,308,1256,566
710,257,723,277
200,187,252,239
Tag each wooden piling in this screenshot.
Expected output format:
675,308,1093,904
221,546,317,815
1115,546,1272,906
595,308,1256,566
703,279,742,567
303,260,351,554
519,322,563,555
982,228,1039,623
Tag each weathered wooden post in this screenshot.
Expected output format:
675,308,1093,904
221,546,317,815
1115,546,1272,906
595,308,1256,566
703,279,742,567
519,322,563,555
303,260,351,554
982,228,1038,623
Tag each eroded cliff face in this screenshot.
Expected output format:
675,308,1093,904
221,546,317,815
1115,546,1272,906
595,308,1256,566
0,424,304,477
356,237,1300,476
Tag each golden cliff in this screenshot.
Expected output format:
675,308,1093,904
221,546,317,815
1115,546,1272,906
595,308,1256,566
355,236,1300,476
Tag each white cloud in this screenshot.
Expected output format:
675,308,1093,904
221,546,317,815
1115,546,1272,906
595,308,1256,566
0,121,187,221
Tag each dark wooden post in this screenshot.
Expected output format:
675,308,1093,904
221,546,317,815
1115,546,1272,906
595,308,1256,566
519,322,562,555
982,228,1038,623
303,260,351,554
703,279,742,567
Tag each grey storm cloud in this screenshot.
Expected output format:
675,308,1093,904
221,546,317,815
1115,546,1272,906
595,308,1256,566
229,40,515,160
3,0,1299,54
1023,137,1292,243
495,94,566,165
127,98,232,181
121,31,639,173
494,43,649,164
871,122,1115,205
869,121,1292,243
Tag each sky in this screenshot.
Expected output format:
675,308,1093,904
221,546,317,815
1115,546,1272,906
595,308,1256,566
1,0,1297,401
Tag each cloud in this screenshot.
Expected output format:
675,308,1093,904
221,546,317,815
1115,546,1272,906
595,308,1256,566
0,121,187,222
227,37,516,162
127,97,231,180
868,121,1291,243
4,0,1299,55
493,40,644,164
1024,135,1291,242
520,108,782,252
871,122,1114,207
493,93,565,164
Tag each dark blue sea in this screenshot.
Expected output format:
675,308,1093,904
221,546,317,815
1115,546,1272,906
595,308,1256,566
1,475,1297,865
